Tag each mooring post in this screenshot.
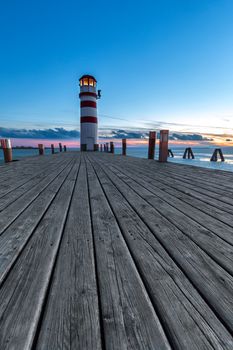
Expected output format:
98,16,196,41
148,131,156,159
168,149,174,157
59,143,62,152
189,148,194,159
38,144,44,156
106,143,109,152
64,145,67,152
0,139,13,163
183,148,188,159
159,130,169,162
110,142,114,154
51,144,55,154
210,149,217,161
100,144,103,152
210,148,225,162
94,144,99,151
122,138,127,156
219,149,225,161
183,147,194,159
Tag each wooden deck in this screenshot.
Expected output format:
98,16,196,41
0,151,233,349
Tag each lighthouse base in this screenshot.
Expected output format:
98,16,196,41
81,143,99,152
81,144,87,151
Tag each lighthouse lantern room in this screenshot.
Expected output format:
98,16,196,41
79,74,100,151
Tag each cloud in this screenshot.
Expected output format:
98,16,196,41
170,133,214,141
100,129,149,139
99,129,214,141
0,127,80,139
0,126,215,142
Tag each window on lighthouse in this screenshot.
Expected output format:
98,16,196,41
89,78,94,86
83,78,89,86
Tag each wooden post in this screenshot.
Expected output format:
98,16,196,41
148,131,156,159
94,144,99,151
210,148,225,162
38,144,44,156
110,142,114,154
0,139,12,163
183,148,188,159
106,143,109,152
100,144,103,152
59,143,62,152
64,145,67,152
159,130,169,162
168,149,174,157
219,149,225,161
51,144,55,154
183,147,194,159
122,138,127,156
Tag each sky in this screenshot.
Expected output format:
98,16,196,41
0,0,233,147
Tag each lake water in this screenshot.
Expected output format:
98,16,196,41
115,146,233,172
1,146,233,172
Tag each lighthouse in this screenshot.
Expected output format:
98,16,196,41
79,74,100,151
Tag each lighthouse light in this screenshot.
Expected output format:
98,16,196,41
83,78,89,86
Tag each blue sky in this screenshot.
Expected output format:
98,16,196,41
0,0,233,143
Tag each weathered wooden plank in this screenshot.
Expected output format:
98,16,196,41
96,158,233,274
88,154,233,350
36,161,102,350
0,157,70,198
0,161,79,350
0,158,76,285
150,164,233,197
121,158,233,217
89,154,233,333
0,153,60,182
0,154,70,197
0,155,75,235
99,152,233,197
97,154,233,246
107,152,233,189
0,156,72,211
86,158,171,350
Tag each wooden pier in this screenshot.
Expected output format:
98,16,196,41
0,151,233,349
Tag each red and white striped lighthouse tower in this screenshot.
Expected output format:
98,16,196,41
79,74,100,151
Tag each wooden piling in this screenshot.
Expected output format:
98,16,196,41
106,143,109,152
183,147,195,159
122,139,127,156
38,144,44,156
94,144,99,152
59,143,62,152
51,144,55,154
0,139,13,163
110,142,114,154
168,149,174,157
100,144,103,152
210,148,225,162
64,145,67,152
159,130,169,162
148,132,156,159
